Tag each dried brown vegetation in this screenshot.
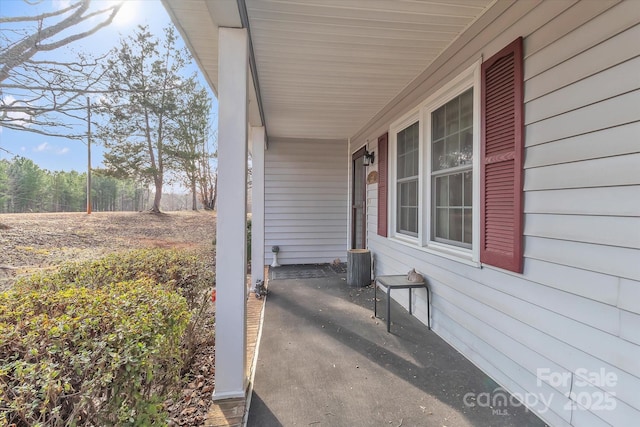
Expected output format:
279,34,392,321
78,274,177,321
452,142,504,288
0,211,216,290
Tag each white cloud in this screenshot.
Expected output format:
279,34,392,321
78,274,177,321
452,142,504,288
34,142,50,152
21,147,26,152
2,95,32,127
30,143,70,155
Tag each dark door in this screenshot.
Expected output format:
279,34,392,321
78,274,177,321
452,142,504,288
352,147,367,249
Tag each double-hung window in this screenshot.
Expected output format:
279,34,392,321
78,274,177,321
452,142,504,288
431,89,474,248
396,122,419,236
381,38,524,272
389,63,479,261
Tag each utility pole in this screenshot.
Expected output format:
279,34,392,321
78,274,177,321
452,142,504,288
87,97,92,214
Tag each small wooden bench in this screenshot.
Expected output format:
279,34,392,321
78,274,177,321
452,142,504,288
374,275,431,333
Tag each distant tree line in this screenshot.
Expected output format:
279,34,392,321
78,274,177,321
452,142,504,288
0,156,147,213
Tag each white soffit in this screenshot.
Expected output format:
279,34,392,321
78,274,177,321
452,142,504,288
164,0,495,139
245,0,494,139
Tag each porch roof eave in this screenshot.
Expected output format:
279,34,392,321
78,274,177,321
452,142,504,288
162,0,498,142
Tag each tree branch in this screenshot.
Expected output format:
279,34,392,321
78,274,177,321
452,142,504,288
35,5,123,52
0,1,81,24
0,0,122,82
0,121,84,139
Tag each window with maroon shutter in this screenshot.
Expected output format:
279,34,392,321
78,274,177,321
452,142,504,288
377,133,388,237
480,37,524,273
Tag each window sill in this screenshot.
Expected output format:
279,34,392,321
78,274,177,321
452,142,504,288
390,233,419,246
388,236,481,268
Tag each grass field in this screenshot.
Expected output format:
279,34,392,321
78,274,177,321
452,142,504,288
0,211,217,290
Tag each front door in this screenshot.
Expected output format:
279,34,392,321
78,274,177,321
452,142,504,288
351,147,367,249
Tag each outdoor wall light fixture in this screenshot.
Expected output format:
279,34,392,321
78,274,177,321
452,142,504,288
363,149,375,166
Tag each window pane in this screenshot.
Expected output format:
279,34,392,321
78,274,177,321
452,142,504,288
464,171,472,207
397,122,419,179
449,173,462,207
398,207,416,235
430,88,474,249
405,153,414,177
445,134,459,168
436,207,448,239
432,89,474,171
401,182,412,207
449,208,463,242
408,180,417,206
463,208,473,244
433,140,445,171
445,97,459,135
436,175,448,206
411,147,419,175
433,106,445,141
405,208,412,233
397,136,405,178
460,89,473,129
460,128,473,166
397,179,418,235
397,154,405,178
410,123,418,149
408,208,418,234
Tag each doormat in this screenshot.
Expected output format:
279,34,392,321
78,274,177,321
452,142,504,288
270,263,347,280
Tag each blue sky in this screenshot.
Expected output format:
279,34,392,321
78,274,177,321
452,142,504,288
0,0,218,173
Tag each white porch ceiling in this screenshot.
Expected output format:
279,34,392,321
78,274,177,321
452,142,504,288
164,0,495,140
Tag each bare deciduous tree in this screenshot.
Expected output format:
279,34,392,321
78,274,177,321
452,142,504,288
0,0,122,138
198,136,218,211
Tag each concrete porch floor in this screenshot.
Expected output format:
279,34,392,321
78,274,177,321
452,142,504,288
247,265,548,427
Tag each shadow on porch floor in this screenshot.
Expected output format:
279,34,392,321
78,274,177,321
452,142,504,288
247,264,548,427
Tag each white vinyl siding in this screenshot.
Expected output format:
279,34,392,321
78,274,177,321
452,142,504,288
358,1,640,426
264,138,348,265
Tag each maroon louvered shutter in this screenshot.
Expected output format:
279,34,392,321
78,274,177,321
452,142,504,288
377,133,388,237
480,37,524,273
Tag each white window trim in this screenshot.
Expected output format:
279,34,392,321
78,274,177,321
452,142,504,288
388,60,481,265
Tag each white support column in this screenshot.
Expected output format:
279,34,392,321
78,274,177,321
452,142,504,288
213,27,248,401
251,126,265,285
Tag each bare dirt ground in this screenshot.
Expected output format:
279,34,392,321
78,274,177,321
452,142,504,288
0,211,216,290
0,211,219,426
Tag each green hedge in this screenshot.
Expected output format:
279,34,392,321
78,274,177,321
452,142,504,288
2,249,216,426
18,249,215,309
17,248,216,370
0,279,190,426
